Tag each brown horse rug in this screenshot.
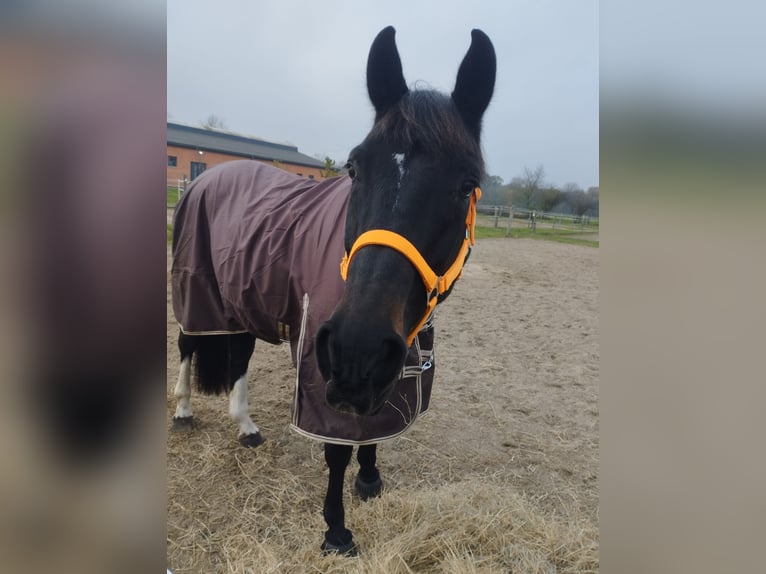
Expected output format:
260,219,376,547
171,160,434,445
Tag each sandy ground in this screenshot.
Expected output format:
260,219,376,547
167,237,599,572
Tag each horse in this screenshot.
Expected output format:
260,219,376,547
170,26,495,555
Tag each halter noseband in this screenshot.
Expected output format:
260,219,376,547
339,187,481,347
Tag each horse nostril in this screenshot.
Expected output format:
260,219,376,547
380,334,407,373
361,333,407,387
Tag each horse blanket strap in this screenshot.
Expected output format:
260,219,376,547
340,187,481,346
172,160,435,445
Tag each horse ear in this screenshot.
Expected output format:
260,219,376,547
452,29,496,138
367,26,408,120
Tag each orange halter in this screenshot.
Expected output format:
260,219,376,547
340,187,481,347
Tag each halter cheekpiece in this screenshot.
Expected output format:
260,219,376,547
339,187,481,347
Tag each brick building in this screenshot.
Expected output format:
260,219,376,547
167,122,327,187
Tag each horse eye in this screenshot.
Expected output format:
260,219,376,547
345,163,357,180
461,181,476,196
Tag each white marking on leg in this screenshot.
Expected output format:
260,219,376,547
173,358,193,418
229,374,260,437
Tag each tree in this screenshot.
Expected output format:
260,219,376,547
565,190,591,216
586,186,599,217
558,183,597,216
511,165,545,209
537,187,561,212
201,114,227,130
321,157,340,179
479,175,506,205
561,182,582,195
508,177,526,208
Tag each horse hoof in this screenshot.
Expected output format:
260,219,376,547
238,431,265,448
171,416,195,431
321,539,358,557
354,474,383,501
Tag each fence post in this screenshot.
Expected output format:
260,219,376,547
493,206,500,228
505,207,513,237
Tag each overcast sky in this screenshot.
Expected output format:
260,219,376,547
167,0,599,189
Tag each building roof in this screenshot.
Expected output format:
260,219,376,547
167,122,325,169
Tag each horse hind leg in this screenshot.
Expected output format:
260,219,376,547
355,443,383,500
172,331,263,447
229,371,264,448
225,333,264,448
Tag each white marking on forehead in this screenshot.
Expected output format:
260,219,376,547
392,153,406,211
393,153,406,179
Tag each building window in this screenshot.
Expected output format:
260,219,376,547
308,174,315,179
190,161,207,180
297,173,303,177
168,155,177,167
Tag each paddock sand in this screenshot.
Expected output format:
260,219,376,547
167,237,599,573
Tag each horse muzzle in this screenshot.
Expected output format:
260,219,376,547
324,379,391,416
315,320,407,416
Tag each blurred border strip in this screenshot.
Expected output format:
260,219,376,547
1,2,167,573
601,2,766,573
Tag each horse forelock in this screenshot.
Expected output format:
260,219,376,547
367,90,486,179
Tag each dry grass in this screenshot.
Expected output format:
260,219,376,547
168,437,597,573
167,391,598,574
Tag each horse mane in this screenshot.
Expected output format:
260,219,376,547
368,90,486,178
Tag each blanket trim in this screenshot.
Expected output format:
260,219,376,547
178,325,250,336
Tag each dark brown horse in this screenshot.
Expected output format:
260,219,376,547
170,26,495,554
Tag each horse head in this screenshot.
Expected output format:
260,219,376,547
316,26,496,416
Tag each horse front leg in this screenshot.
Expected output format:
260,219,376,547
355,443,383,500
321,443,356,555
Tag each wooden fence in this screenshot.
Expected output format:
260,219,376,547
477,205,598,233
